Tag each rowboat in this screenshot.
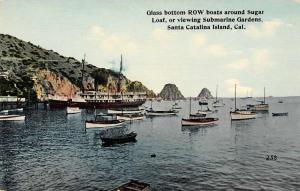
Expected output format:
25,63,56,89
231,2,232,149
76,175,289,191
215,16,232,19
247,103,269,111
199,100,208,105
85,119,125,128
182,117,218,126
247,87,269,111
0,115,25,121
0,108,23,114
111,180,150,191
272,112,288,116
107,108,143,114
116,113,145,121
146,109,177,116
101,131,137,144
66,107,81,114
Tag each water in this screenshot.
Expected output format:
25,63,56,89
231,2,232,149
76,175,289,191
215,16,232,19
1,97,300,190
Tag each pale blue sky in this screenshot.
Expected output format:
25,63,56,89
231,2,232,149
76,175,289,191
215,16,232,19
0,0,300,97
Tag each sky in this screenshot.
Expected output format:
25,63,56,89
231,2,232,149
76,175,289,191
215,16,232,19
0,0,300,97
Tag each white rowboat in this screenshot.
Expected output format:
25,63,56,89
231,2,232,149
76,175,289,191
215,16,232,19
117,114,145,121
66,107,81,114
85,119,125,128
107,109,143,114
0,115,25,121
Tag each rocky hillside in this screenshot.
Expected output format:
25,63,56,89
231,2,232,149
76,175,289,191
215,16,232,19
157,83,185,100
197,88,213,99
0,34,155,100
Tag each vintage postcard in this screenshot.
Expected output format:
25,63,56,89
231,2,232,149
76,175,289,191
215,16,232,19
0,0,299,190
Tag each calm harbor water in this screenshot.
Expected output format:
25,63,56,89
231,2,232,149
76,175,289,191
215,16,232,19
1,97,300,190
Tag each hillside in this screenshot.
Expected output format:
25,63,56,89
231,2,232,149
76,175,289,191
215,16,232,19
0,34,155,100
157,83,185,100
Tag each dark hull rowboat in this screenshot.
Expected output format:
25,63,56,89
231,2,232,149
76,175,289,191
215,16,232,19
101,132,137,144
199,101,208,105
272,112,288,116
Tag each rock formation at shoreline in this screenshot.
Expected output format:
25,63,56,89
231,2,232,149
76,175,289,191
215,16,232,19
157,83,185,100
198,88,213,99
0,34,155,100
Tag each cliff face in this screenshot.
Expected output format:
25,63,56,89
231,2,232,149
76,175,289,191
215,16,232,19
157,83,185,100
0,33,154,100
33,69,79,100
198,88,213,99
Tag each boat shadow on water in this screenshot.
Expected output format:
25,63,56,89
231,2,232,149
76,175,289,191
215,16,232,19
101,139,137,147
230,119,255,128
181,123,216,134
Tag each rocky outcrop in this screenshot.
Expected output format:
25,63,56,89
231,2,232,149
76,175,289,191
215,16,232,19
157,83,184,100
0,33,155,100
127,81,156,97
197,88,213,99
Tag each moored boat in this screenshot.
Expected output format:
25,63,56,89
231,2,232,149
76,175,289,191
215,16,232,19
85,119,125,128
247,103,269,111
182,97,219,126
0,108,23,114
182,117,218,126
199,99,208,105
116,113,145,121
0,115,25,121
49,55,146,109
247,87,269,112
212,85,225,107
172,102,182,109
231,84,257,121
272,112,288,116
66,107,81,114
107,108,143,114
101,131,137,144
230,110,257,120
146,109,177,116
